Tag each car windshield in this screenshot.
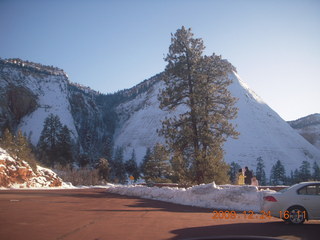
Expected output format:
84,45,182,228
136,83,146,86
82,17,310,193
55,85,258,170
279,183,300,193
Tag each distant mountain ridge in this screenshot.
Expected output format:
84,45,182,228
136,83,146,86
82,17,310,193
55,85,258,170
1,58,319,176
288,113,320,149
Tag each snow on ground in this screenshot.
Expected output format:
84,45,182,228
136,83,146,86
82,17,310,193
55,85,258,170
106,182,276,212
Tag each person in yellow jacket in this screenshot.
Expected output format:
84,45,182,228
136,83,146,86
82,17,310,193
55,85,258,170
238,168,245,185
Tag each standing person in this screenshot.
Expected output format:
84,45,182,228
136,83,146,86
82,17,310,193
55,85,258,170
238,168,245,185
251,176,259,186
244,166,252,185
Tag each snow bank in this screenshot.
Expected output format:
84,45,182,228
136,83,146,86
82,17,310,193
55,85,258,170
107,182,275,212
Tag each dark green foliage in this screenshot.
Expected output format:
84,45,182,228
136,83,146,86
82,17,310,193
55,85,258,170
143,143,171,182
103,136,113,163
298,160,312,182
158,26,238,184
312,161,320,181
140,148,152,176
170,150,190,184
78,153,90,167
0,129,15,153
255,157,267,186
229,161,241,184
287,161,319,184
111,147,126,183
269,160,286,185
0,129,38,172
125,150,140,181
293,168,300,183
37,114,73,167
58,125,73,165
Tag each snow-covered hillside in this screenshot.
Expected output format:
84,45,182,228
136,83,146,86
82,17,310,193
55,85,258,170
0,59,78,145
0,58,114,161
114,71,320,175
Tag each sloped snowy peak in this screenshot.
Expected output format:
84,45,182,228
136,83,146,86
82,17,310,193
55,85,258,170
288,113,320,150
0,58,78,145
0,58,114,162
0,147,63,188
114,71,320,175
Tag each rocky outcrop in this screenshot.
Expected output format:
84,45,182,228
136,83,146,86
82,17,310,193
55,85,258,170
6,86,38,122
0,147,63,188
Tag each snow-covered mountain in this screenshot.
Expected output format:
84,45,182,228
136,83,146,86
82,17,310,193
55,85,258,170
1,58,320,176
114,71,320,175
0,58,116,162
288,113,320,150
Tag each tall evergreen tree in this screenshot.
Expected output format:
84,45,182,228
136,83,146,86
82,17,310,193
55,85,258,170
299,160,312,181
57,125,73,166
158,26,238,184
37,114,73,167
140,147,152,176
125,150,140,181
312,161,320,181
269,160,286,185
0,129,38,172
112,147,126,183
0,128,15,153
170,150,190,184
255,157,267,186
103,135,113,162
143,143,171,182
293,168,300,183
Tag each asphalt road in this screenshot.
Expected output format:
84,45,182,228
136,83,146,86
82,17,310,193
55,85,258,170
0,188,319,240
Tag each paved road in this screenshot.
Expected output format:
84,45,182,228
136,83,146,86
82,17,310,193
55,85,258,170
0,189,319,240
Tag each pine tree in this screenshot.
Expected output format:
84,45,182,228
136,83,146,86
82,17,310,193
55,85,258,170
125,150,140,181
0,129,15,153
299,160,312,181
158,26,238,184
112,147,126,183
293,168,300,183
229,161,241,184
269,160,286,185
255,157,267,186
140,147,152,176
37,114,73,167
312,161,320,181
170,150,190,184
57,125,73,166
146,143,171,182
0,129,38,172
103,136,113,162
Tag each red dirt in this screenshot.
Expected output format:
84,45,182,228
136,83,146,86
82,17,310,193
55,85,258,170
0,188,318,240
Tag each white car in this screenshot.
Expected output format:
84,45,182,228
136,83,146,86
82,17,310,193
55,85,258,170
262,181,320,224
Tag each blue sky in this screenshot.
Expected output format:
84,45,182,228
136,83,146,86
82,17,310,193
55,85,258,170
0,0,319,121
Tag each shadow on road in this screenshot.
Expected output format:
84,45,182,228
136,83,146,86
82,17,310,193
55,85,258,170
170,221,320,240
79,192,212,214
123,197,210,213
